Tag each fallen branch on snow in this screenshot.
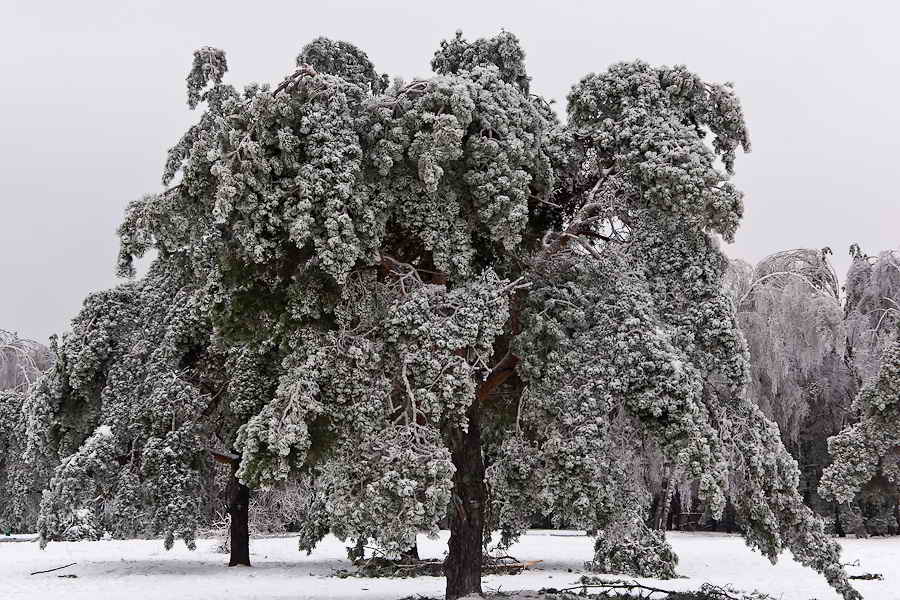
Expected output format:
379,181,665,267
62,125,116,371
30,562,77,576
335,556,544,578
0,535,39,543
545,576,778,600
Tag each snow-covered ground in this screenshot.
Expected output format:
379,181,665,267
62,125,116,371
2,531,897,600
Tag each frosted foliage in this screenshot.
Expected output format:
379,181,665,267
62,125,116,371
0,332,52,532
819,250,900,513
237,269,510,489
309,427,454,556
23,261,224,549
298,37,387,94
504,250,729,530
821,341,900,504
588,514,679,579
431,30,531,93
126,36,551,296
721,401,858,600
844,250,900,382
0,391,36,532
186,47,228,110
738,273,850,445
23,30,859,599
566,62,749,241
634,226,749,393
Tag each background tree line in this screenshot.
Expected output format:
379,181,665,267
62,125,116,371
642,246,900,538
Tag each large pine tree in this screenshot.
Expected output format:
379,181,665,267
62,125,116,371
27,31,860,600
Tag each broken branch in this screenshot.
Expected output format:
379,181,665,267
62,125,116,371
30,562,77,576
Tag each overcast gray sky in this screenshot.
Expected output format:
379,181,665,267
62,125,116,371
1,0,897,343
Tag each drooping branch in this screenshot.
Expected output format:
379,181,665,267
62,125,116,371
273,64,319,96
738,270,840,309
398,362,429,427
374,80,430,109
379,253,451,291
550,167,616,211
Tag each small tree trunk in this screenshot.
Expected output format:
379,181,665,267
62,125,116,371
834,503,846,537
653,481,668,530
227,463,251,567
445,399,485,600
400,542,420,561
724,497,736,534
894,498,900,536
648,493,662,529
657,469,677,531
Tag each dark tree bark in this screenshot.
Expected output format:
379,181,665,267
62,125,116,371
445,397,486,600
443,350,518,599
648,493,662,529
724,497,736,534
226,462,251,567
653,470,670,530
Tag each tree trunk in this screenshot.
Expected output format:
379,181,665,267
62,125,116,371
400,542,420,561
227,463,251,567
894,498,900,536
834,503,846,537
653,475,669,530
445,398,485,600
657,468,677,531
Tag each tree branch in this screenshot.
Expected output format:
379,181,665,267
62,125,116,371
30,563,77,576
477,352,520,403
273,64,318,96
209,448,239,465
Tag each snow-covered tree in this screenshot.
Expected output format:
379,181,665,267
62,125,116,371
24,264,208,546
728,250,857,517
0,330,52,533
843,248,900,382
31,31,860,600
20,259,284,565
820,248,900,530
0,329,51,391
820,333,900,531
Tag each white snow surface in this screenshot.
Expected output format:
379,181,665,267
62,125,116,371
3,531,897,600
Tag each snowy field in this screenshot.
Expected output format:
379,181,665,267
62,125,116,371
2,531,898,600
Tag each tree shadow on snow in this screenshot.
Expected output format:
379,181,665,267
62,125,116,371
70,557,347,578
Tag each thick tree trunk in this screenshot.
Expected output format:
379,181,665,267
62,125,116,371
227,463,251,567
445,399,485,600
